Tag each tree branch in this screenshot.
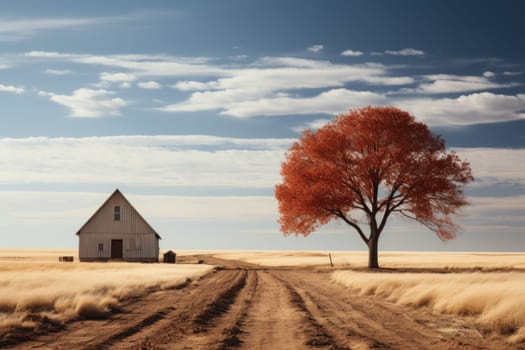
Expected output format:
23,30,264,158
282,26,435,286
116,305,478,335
336,209,369,244
396,209,439,233
343,180,371,214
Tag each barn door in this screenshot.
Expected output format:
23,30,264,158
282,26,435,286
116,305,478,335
111,239,123,259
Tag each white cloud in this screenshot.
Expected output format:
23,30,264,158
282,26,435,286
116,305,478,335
137,81,162,89
45,69,73,75
398,74,515,95
483,71,496,78
307,44,324,53
341,49,363,57
26,51,73,58
398,92,525,125
385,48,425,56
41,88,127,117
224,89,387,118
453,148,525,186
160,60,412,116
186,59,412,91
0,191,278,224
24,50,524,124
0,14,143,41
100,72,137,82
162,89,387,118
24,51,414,99
0,84,24,94
25,51,225,77
230,54,248,61
24,52,416,91
503,71,523,76
0,18,102,41
0,135,293,188
0,139,523,234
291,118,331,133
172,81,213,91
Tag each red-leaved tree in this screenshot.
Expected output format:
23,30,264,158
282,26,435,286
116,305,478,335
275,106,473,268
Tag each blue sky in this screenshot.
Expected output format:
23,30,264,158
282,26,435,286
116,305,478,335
0,0,524,251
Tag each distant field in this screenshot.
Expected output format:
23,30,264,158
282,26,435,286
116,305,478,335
0,249,213,338
212,250,525,269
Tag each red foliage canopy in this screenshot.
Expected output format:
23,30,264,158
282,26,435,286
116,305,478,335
276,107,473,266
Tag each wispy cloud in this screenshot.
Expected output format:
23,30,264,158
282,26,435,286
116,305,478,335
341,49,363,57
397,92,525,126
0,84,24,94
291,118,331,133
100,72,137,82
397,74,516,95
161,58,411,116
44,69,73,75
385,48,425,56
454,148,525,187
172,81,211,91
307,44,324,53
25,51,225,77
175,89,387,118
0,135,293,188
0,15,137,41
39,88,127,117
22,50,524,125
2,135,522,192
137,81,162,89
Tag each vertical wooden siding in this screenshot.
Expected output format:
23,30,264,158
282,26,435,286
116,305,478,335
78,191,159,261
80,192,156,235
79,233,158,260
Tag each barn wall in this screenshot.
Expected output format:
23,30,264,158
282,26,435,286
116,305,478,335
79,233,159,262
80,192,156,235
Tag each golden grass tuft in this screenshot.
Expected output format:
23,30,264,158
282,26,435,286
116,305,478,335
0,251,213,338
332,270,525,343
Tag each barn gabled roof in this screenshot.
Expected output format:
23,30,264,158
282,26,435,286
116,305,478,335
75,189,161,239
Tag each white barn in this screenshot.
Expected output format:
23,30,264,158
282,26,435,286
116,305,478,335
76,189,161,262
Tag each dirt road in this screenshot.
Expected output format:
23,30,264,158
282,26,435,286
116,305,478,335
7,256,519,350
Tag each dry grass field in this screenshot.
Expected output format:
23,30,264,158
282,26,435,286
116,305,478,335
2,249,524,349
332,270,525,344
0,249,213,342
212,250,525,269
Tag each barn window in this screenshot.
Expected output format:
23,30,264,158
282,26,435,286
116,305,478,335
98,243,104,252
114,206,121,221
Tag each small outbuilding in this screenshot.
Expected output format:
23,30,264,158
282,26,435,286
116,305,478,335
76,189,161,262
163,250,176,263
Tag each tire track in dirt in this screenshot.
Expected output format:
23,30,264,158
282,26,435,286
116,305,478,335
131,268,256,350
272,272,348,350
280,269,513,350
7,268,243,350
6,256,521,350
238,271,308,349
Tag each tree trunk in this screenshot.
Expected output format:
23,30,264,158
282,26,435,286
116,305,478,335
368,235,379,269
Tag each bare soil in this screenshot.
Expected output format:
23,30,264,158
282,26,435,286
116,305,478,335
5,255,521,350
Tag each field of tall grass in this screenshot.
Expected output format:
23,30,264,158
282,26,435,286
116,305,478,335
212,250,525,269
332,270,525,343
0,250,213,338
